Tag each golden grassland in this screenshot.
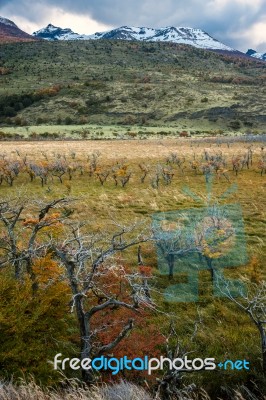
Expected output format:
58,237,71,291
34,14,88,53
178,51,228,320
1,139,265,271
0,137,265,158
0,379,264,400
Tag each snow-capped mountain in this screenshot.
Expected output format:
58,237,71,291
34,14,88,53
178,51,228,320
0,17,17,27
32,24,88,41
33,24,234,51
91,26,234,51
0,16,37,42
246,49,266,61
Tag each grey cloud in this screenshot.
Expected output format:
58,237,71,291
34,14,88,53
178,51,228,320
0,0,265,51
257,42,266,52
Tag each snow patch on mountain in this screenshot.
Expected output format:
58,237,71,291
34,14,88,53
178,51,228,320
0,17,17,28
89,26,234,51
246,48,266,61
33,24,234,51
33,24,89,41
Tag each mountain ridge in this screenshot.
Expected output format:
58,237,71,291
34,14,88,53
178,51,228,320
246,48,266,61
32,23,85,41
0,16,264,61
0,15,37,42
33,23,235,51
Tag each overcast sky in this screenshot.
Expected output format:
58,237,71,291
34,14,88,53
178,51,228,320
0,0,265,52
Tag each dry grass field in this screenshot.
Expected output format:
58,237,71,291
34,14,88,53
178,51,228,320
1,138,265,263
0,138,265,397
0,379,264,400
0,137,264,158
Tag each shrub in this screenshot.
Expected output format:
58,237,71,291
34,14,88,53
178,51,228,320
229,120,241,130
3,106,15,117
0,272,76,385
65,116,73,125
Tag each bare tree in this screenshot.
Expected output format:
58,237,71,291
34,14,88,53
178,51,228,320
152,205,236,285
216,276,266,375
0,197,152,384
258,155,266,176
51,159,67,183
152,215,197,279
112,162,132,188
52,220,150,383
88,151,101,176
139,163,150,183
29,163,49,186
155,317,203,400
0,197,68,287
95,167,110,186
155,325,186,399
0,159,21,187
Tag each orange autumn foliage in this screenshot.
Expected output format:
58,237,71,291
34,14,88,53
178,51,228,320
32,254,65,286
88,264,164,383
138,265,152,277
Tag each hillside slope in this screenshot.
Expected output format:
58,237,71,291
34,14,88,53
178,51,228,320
0,40,265,134
0,16,37,43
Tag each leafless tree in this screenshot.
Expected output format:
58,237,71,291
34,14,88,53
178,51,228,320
153,205,235,283
258,155,266,176
166,152,186,174
52,219,151,383
162,166,174,186
0,197,152,384
150,164,163,189
155,318,203,400
95,168,110,186
0,197,68,288
216,276,266,375
29,163,49,186
139,163,150,183
112,162,132,187
152,215,197,279
0,160,21,187
51,159,67,183
88,151,101,176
